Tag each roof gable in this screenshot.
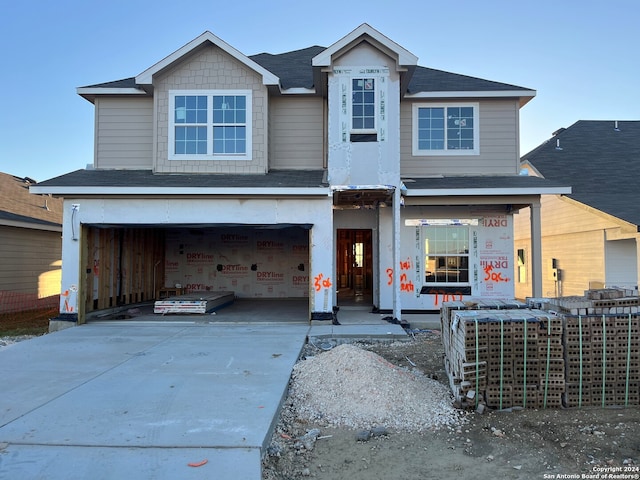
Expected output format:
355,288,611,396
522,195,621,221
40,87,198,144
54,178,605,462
311,23,418,69
136,31,279,87
522,120,640,227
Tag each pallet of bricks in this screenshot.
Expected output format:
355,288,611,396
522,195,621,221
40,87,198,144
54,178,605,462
546,288,640,408
441,300,563,410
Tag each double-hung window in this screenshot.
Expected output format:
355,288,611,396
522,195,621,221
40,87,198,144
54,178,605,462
169,90,252,160
412,103,479,155
352,78,376,131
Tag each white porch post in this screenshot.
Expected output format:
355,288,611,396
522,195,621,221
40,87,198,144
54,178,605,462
530,200,543,297
392,187,402,321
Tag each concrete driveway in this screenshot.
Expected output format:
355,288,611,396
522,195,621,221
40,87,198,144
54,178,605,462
0,323,309,480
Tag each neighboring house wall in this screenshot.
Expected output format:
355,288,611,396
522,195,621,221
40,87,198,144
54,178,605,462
154,45,268,174
514,193,639,299
94,97,153,169
0,225,61,298
269,96,325,169
400,99,520,176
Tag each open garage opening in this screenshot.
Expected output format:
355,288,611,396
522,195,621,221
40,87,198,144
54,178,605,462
81,224,310,322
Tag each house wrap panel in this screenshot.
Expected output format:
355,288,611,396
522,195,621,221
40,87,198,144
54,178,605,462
269,97,324,169
94,97,153,169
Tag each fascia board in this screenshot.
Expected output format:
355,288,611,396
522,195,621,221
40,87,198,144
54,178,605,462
312,23,418,67
76,87,148,103
136,31,279,86
405,186,572,196
29,186,331,196
406,90,537,107
76,87,147,96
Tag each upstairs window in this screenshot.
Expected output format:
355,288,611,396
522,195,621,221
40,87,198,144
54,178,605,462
169,90,252,160
352,78,376,131
412,103,479,155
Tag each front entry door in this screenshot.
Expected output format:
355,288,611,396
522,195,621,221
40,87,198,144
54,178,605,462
337,229,373,306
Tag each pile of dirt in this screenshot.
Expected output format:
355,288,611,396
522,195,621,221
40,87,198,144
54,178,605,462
289,343,462,432
262,331,640,480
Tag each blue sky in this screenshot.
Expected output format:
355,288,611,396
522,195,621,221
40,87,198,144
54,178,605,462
1,0,637,181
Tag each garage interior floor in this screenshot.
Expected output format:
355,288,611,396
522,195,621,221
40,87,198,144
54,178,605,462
87,297,441,330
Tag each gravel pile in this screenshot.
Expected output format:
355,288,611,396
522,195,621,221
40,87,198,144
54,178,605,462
289,343,463,432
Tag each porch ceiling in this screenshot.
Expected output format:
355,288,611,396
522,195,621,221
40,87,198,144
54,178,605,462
332,187,394,207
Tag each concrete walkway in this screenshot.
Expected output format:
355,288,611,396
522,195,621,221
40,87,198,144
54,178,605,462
0,323,310,480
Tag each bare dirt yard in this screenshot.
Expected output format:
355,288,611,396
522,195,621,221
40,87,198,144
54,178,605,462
262,330,640,480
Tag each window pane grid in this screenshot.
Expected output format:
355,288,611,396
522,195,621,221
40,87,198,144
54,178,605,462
213,126,246,154
352,78,375,130
417,106,475,152
175,126,207,155
172,93,248,157
424,226,469,284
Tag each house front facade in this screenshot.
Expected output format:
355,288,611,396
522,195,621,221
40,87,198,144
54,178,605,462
32,24,568,325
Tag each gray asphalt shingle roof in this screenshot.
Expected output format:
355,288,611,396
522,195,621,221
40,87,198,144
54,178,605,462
522,120,640,227
35,169,328,189
404,175,568,191
81,45,531,94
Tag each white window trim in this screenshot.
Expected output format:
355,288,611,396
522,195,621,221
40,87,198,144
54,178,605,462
168,89,252,161
350,77,379,134
412,102,479,156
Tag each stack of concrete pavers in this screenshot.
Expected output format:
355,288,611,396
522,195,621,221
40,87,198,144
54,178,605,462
546,289,640,408
441,289,640,410
442,305,563,409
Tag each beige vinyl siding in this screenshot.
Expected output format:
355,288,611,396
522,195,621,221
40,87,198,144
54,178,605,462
514,194,625,299
94,97,153,169
269,97,324,169
400,99,519,177
0,225,61,297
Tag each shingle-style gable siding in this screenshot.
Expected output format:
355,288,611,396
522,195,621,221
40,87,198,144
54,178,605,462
154,44,269,174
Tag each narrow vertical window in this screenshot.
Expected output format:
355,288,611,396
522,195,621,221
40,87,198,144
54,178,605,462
352,78,375,130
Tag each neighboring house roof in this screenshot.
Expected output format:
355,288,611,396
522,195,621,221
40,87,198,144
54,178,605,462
78,25,534,104
521,120,640,227
31,169,329,196
0,172,63,229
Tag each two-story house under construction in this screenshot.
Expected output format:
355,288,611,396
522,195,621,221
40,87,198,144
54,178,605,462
32,24,569,326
